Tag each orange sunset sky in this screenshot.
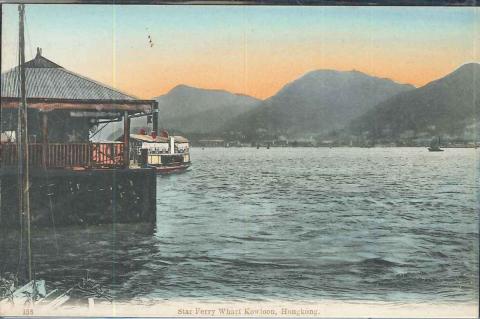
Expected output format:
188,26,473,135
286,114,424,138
2,5,479,99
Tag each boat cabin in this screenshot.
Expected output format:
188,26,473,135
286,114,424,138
124,130,191,174
0,48,158,170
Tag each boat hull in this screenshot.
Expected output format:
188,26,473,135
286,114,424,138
152,163,190,175
428,147,444,152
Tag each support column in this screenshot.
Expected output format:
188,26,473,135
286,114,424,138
41,112,48,169
152,101,159,135
123,111,130,168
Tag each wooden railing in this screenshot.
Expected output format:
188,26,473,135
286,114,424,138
0,142,125,169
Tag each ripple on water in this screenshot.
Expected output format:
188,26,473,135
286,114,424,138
1,147,478,302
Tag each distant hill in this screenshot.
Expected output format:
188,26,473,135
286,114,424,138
349,63,480,139
153,85,261,134
225,69,414,139
99,85,261,141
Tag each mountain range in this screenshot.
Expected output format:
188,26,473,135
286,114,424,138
348,63,480,139
103,62,480,143
153,85,261,134
224,69,414,139
102,85,260,140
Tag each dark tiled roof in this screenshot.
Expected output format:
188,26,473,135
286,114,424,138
23,54,62,68
1,52,137,101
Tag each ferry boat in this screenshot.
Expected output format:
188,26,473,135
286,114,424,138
129,130,191,174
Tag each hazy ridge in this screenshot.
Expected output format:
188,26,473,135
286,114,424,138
224,69,414,140
104,63,480,145
153,85,261,134
348,63,480,141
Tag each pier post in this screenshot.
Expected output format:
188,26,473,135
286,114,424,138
41,112,48,169
150,170,156,222
152,101,159,135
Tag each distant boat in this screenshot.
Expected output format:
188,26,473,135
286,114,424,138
428,136,444,152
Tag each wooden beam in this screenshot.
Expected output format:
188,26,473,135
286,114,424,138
1,100,151,112
123,111,130,169
1,97,155,104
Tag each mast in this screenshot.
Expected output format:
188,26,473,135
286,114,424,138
18,3,32,282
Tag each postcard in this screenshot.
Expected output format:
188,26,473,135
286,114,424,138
0,2,478,317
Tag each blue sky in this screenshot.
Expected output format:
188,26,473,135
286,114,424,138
2,5,478,98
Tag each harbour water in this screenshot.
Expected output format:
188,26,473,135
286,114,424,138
1,147,478,302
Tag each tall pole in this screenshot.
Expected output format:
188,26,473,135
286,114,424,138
123,111,130,168
18,4,32,282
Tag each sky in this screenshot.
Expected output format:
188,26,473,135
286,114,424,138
1,5,479,100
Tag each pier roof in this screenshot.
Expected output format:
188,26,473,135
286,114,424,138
1,48,155,113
